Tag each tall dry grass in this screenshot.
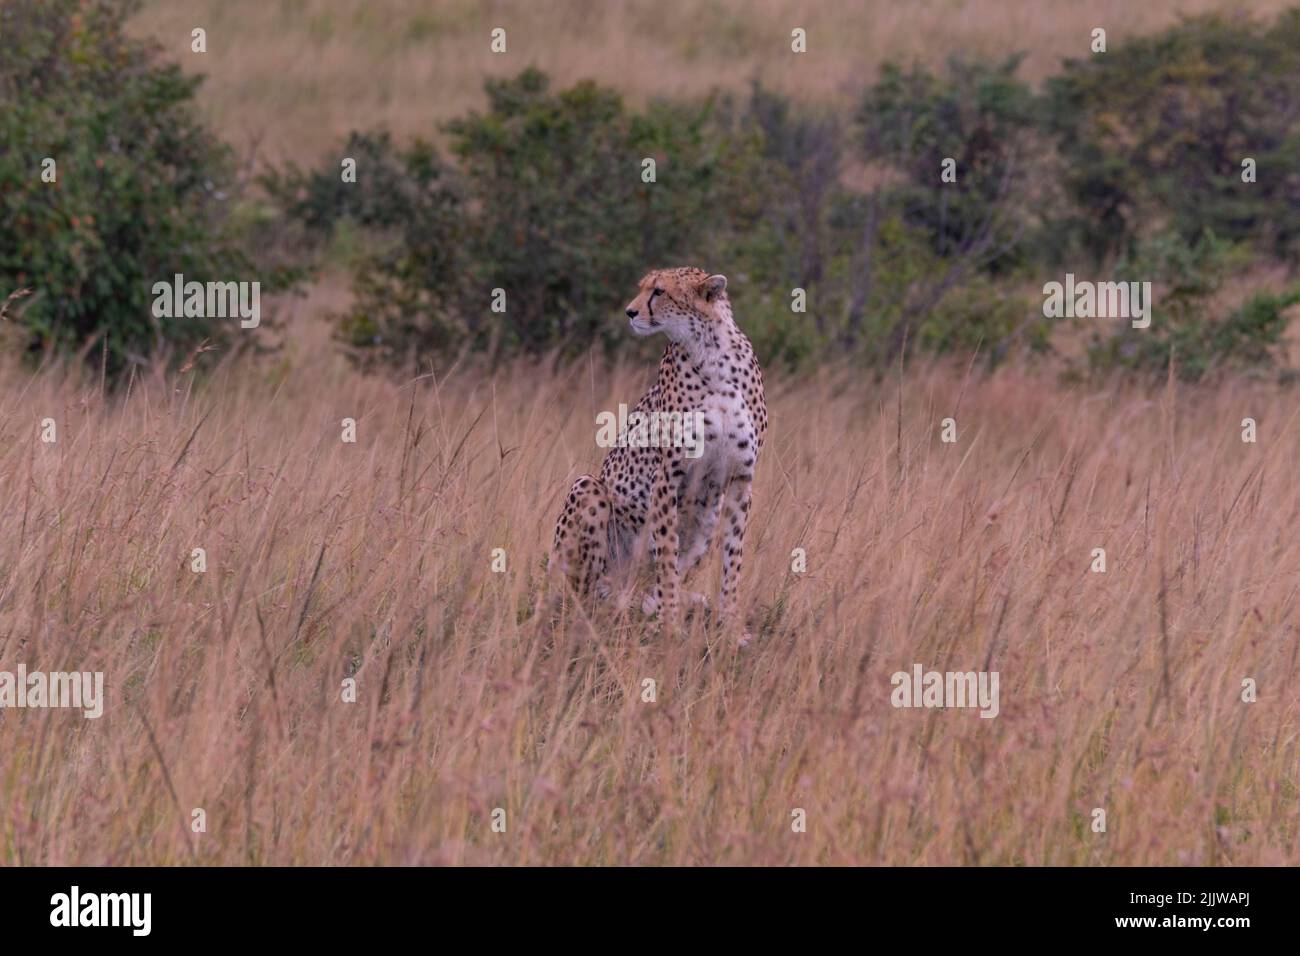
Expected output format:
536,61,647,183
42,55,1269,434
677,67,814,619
1,306,1296,865
130,0,1295,162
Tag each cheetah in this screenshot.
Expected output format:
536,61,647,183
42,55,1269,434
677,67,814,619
550,267,768,636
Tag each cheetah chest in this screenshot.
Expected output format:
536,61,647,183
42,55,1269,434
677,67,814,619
688,389,757,480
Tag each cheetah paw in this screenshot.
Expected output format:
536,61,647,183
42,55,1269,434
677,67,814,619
684,590,710,610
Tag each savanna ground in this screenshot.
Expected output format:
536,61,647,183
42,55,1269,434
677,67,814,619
1,308,1296,865
1,0,1297,865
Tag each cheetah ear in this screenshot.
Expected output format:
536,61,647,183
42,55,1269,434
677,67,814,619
700,274,727,301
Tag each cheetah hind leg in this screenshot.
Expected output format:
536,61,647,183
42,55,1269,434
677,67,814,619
549,474,614,603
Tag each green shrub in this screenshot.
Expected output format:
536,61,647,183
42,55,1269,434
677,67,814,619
443,69,747,357
271,13,1300,381
1087,231,1298,380
279,69,764,366
263,131,469,362
727,83,843,296
921,276,1041,362
1048,12,1300,264
0,0,262,377
261,130,450,240
285,71,1060,373
5,7,1299,382
858,56,1043,274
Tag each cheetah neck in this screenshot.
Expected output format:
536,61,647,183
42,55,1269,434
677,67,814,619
678,298,740,366
662,299,749,388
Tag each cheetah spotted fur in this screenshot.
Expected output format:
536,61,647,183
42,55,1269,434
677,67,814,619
550,267,768,636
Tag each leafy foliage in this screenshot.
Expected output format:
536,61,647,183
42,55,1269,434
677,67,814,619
273,70,756,367
6,5,1297,383
859,56,1043,274
1047,12,1300,264
1087,231,1300,381
0,0,262,376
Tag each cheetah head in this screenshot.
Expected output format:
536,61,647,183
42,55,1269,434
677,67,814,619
625,267,728,341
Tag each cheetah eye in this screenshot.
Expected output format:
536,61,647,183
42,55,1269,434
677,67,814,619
651,287,664,298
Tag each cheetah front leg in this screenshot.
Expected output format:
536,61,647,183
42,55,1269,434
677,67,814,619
642,455,683,629
718,474,754,642
677,480,723,579
670,486,722,616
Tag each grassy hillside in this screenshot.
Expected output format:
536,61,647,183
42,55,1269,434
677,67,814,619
129,0,1293,161
2,333,1296,863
